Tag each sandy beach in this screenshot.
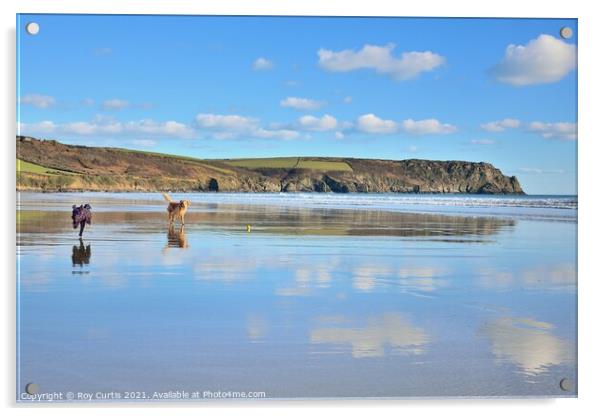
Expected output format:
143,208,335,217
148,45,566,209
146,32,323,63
17,193,577,399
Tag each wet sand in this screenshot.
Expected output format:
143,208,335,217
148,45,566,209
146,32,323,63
17,193,577,400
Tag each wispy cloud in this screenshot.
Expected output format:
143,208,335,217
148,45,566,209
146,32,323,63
102,98,130,111
318,43,445,81
528,121,577,141
517,167,566,174
94,47,112,56
280,96,325,111
131,139,156,147
481,118,521,132
19,94,56,109
405,145,419,153
470,139,496,145
490,34,576,86
19,117,197,139
480,118,576,140
252,57,274,71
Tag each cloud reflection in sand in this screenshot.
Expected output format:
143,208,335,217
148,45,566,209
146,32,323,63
310,313,429,358
481,316,574,376
353,265,448,293
478,263,576,292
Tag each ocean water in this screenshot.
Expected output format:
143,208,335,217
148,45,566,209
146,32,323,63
16,193,577,401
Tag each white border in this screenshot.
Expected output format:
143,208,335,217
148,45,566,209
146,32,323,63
3,1,601,415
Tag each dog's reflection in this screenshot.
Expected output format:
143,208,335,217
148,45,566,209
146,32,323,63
166,225,189,249
72,238,91,266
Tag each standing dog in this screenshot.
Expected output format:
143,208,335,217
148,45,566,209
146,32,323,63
162,193,191,225
71,204,92,237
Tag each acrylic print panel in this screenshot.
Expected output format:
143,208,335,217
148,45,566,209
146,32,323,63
16,14,577,401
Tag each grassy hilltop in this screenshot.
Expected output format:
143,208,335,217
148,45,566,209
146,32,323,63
16,136,524,194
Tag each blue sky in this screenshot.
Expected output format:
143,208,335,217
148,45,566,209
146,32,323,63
17,15,577,194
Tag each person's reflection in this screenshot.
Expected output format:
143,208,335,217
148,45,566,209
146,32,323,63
72,238,91,266
166,225,188,248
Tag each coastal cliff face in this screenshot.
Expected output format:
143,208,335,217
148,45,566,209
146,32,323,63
275,159,523,194
16,136,524,194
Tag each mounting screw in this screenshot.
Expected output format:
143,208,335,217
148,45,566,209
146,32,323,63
25,383,39,395
559,27,573,40
25,22,40,35
559,378,573,392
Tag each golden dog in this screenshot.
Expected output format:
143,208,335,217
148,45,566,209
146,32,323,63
162,193,191,225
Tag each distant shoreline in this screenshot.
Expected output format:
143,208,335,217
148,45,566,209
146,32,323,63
17,136,525,195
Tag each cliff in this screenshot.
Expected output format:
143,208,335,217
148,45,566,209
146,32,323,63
16,136,524,194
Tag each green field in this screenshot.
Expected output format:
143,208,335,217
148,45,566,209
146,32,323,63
224,157,353,172
17,159,78,176
122,149,235,175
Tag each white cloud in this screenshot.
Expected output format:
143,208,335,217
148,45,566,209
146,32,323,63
195,113,259,131
20,112,303,142
356,114,456,135
470,139,495,145
334,131,345,139
131,139,156,147
195,113,300,140
19,94,56,109
252,57,273,71
18,120,56,135
128,119,195,138
252,128,300,141
481,118,521,132
318,43,445,81
81,98,95,106
102,98,130,110
343,96,353,104
19,118,196,139
62,121,102,135
298,114,338,131
280,96,325,111
528,121,577,140
356,113,398,134
491,34,576,86
517,167,566,174
401,118,457,135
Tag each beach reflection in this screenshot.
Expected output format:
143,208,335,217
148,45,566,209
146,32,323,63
72,239,91,267
477,263,576,292
310,313,429,358
166,225,188,249
480,317,574,376
16,195,576,397
17,207,515,240
352,265,448,293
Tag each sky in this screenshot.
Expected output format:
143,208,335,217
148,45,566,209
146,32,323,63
16,14,577,194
